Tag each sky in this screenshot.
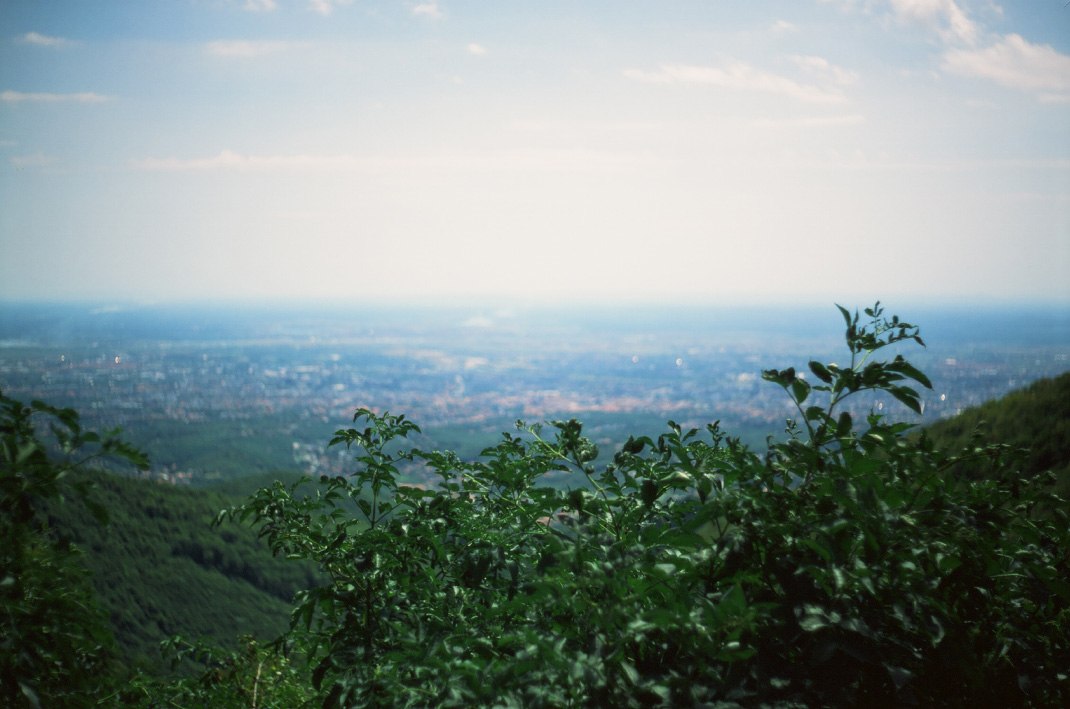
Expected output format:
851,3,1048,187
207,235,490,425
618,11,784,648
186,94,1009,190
1,0,1068,306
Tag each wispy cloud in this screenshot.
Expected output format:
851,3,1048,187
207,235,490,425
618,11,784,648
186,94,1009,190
308,0,353,17
205,40,293,58
753,114,865,129
790,55,858,86
10,153,58,169
1,90,110,103
412,1,443,19
132,150,356,171
467,43,487,56
943,34,1070,100
887,0,978,45
242,0,277,11
19,31,75,48
769,20,798,35
131,148,651,174
622,61,848,104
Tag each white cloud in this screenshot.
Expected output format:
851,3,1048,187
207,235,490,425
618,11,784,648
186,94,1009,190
19,31,74,48
888,0,978,45
308,0,353,16
622,62,848,103
1,90,110,103
943,34,1070,98
467,43,487,56
790,55,858,85
770,20,798,35
205,40,293,58
242,0,277,11
412,2,443,19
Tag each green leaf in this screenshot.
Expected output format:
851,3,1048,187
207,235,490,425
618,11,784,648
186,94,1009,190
888,356,933,389
836,411,853,438
809,360,833,384
19,681,41,709
762,367,796,388
836,303,852,329
717,584,747,617
888,386,922,415
641,478,658,507
356,498,372,518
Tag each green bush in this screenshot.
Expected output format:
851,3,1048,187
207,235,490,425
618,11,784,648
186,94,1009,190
118,635,314,708
229,304,1070,707
1,393,147,707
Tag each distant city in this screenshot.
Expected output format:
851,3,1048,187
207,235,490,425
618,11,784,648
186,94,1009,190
2,302,1067,485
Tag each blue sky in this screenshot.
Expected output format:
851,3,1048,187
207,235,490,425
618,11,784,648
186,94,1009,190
1,1,1067,305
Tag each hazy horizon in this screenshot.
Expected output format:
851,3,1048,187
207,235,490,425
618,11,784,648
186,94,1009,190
2,1,1068,305
4,292,1070,310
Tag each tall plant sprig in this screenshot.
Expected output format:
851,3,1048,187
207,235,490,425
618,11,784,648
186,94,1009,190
328,408,421,529
761,302,932,483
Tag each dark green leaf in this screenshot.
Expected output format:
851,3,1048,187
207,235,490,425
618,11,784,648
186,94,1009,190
836,411,853,438
888,386,922,415
809,360,833,383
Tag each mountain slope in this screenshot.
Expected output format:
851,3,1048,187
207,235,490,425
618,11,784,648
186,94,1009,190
924,370,1070,494
46,471,318,672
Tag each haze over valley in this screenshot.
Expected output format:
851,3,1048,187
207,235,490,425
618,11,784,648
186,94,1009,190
3,302,1066,486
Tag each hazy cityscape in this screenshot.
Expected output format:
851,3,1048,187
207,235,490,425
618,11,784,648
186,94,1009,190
2,302,1066,486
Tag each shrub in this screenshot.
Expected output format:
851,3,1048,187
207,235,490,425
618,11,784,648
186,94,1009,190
1,393,147,707
229,303,1069,707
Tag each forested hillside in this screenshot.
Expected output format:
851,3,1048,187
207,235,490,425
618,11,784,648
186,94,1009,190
925,371,1070,495
44,471,318,672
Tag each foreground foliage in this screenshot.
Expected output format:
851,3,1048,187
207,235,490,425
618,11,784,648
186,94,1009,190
222,304,1069,706
5,304,1068,706
1,396,315,706
1,393,147,707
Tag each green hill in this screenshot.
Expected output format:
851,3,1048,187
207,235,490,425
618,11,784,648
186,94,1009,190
45,471,318,672
924,371,1070,495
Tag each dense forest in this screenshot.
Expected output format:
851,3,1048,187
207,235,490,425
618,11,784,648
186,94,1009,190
3,305,1068,707
925,371,1070,498
43,471,319,671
